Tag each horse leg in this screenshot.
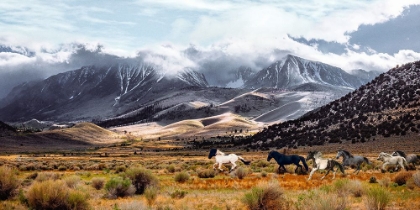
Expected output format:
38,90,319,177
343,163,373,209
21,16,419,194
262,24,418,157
213,163,218,170
355,164,360,175
230,162,237,172
281,165,287,173
308,168,318,180
322,169,331,180
399,160,405,171
382,163,388,172
218,163,224,171
295,163,302,174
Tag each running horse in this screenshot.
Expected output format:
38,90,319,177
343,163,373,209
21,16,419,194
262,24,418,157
208,149,251,172
336,150,370,174
307,151,345,180
267,150,308,174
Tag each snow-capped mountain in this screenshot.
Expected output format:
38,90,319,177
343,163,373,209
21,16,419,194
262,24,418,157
243,55,377,90
0,64,208,121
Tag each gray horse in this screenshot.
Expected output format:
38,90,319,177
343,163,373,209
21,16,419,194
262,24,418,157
392,150,420,169
336,150,370,174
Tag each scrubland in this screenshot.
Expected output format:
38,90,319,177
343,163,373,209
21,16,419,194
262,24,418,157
1,151,420,210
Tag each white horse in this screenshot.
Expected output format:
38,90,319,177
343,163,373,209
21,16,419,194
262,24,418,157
377,152,407,171
208,149,251,172
306,151,345,180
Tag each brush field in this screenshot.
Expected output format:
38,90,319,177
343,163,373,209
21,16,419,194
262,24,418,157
1,150,420,210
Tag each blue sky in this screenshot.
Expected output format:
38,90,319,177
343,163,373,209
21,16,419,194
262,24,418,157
1,0,420,97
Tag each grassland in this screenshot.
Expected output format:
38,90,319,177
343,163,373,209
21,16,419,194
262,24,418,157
1,150,420,210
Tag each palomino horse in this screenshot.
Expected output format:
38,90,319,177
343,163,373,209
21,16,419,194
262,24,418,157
267,150,308,174
208,149,251,172
306,151,345,180
336,150,370,174
377,152,407,172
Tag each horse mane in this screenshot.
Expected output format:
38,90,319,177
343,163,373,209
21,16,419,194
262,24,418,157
340,150,354,158
217,149,226,156
395,150,407,158
208,148,217,159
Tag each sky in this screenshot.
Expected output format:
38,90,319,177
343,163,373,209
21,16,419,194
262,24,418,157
1,0,420,98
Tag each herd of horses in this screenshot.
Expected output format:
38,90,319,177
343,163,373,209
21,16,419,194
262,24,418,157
208,149,420,180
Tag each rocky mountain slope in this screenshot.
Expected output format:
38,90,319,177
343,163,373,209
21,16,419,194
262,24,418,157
238,60,420,150
243,55,375,90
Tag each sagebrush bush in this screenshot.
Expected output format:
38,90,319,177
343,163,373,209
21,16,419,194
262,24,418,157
174,172,190,183
91,177,105,190
105,176,136,198
242,181,287,210
115,165,126,173
364,186,390,210
125,167,158,194
170,190,187,199
0,166,20,200
296,189,346,210
26,180,90,210
197,169,216,178
166,164,176,173
235,167,248,179
35,172,60,182
64,175,81,189
144,186,158,206
413,171,420,187
347,180,364,197
379,177,391,188
393,171,412,186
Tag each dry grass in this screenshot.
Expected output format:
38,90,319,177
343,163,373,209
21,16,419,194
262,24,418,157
0,152,420,209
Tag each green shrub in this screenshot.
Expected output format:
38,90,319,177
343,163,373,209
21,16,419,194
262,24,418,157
67,190,90,210
26,180,90,210
174,172,190,183
242,181,287,210
393,171,412,186
35,172,60,182
0,166,20,200
197,169,216,178
115,165,126,173
144,186,158,207
364,186,390,210
125,167,158,194
91,177,105,190
105,176,136,198
58,165,67,171
369,176,377,183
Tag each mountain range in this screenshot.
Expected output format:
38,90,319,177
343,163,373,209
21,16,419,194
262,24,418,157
0,54,379,124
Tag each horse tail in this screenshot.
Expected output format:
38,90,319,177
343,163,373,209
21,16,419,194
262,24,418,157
363,157,371,165
238,156,251,165
331,160,345,175
300,156,309,171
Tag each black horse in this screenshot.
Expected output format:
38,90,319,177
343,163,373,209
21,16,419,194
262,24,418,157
267,150,309,174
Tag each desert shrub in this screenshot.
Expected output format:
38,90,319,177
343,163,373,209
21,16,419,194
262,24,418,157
105,176,136,198
174,172,190,183
242,181,287,210
116,201,147,210
413,171,420,187
35,172,60,182
406,178,416,190
197,169,216,178
261,171,268,177
58,165,67,171
26,180,90,210
364,186,390,210
0,200,27,210
347,180,364,197
166,164,176,173
26,172,38,180
332,179,350,196
91,177,105,190
170,190,187,199
144,186,158,207
393,171,412,186
67,190,90,210
115,165,126,173
295,189,346,210
125,167,158,194
0,166,20,200
235,167,248,179
369,176,377,183
379,177,391,188
64,175,81,189
98,163,107,170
